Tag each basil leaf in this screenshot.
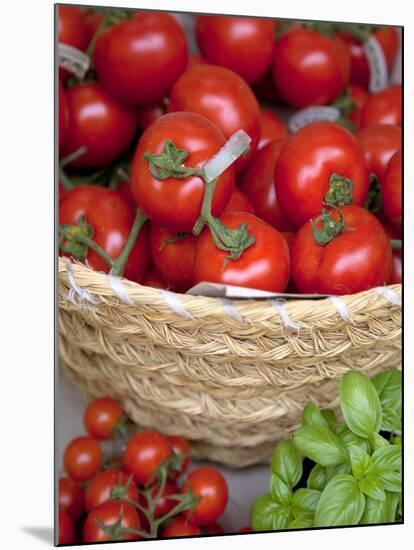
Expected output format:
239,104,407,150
292,488,321,514
349,446,372,479
359,474,385,501
370,432,390,451
314,474,365,527
337,425,371,454
361,493,399,524
251,494,284,531
303,402,330,429
339,371,382,438
321,409,337,431
372,445,401,472
307,464,327,491
271,440,303,488
288,513,314,529
372,369,401,432
293,425,348,466
326,462,352,481
377,470,401,493
270,474,291,505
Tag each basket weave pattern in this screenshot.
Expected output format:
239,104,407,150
58,258,401,467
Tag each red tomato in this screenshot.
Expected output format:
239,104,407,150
116,181,136,206
223,188,255,215
357,124,401,180
62,83,138,169
258,109,289,149
359,84,402,128
252,68,282,104
93,12,188,106
381,148,402,234
123,430,172,486
64,436,102,482
141,266,167,289
150,224,196,292
203,522,225,535
59,186,149,283
238,526,253,533
82,9,104,44
83,500,141,542
58,5,89,82
85,470,139,512
281,232,298,293
131,112,235,231
59,478,85,521
84,397,124,440
347,84,369,129
193,212,290,292
339,27,399,89
161,516,201,537
140,480,178,520
58,80,69,152
168,65,261,170
390,250,402,284
167,435,191,479
272,27,350,107
183,467,229,526
195,16,275,84
137,103,165,131
187,54,209,69
58,509,75,545
274,121,369,229
240,138,293,231
292,205,392,294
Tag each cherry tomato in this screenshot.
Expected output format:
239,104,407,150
390,250,402,284
59,186,149,283
58,5,89,82
272,27,350,107
58,80,69,153
223,188,255,215
116,180,136,206
131,112,235,231
84,397,124,440
195,16,275,84
347,84,369,129
292,205,392,294
161,516,201,537
182,467,229,526
381,148,402,234
359,84,402,128
94,12,188,106
187,54,209,69
339,27,399,89
59,478,85,521
140,479,178,520
203,522,225,535
150,224,196,292
138,103,165,131
166,435,191,479
123,430,172,486
58,509,75,545
252,68,282,104
82,9,104,44
168,64,261,171
274,121,369,229
357,124,401,180
62,82,138,169
85,470,139,512
141,266,167,289
281,232,298,293
239,138,293,231
64,436,102,482
258,109,289,150
194,212,290,292
83,500,141,542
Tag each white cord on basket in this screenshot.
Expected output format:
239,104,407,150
161,290,194,320
330,295,352,322
108,271,135,306
64,258,100,306
220,298,244,324
374,286,402,307
269,299,301,331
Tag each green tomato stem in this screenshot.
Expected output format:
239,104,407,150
390,239,402,250
111,210,149,276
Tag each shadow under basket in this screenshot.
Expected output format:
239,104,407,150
58,257,402,467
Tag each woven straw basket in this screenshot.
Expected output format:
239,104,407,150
58,257,401,467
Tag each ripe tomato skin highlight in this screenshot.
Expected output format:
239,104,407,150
84,397,124,440
240,138,293,231
58,80,69,152
272,27,350,108
381,148,402,234
359,85,402,128
131,112,235,231
356,124,402,180
83,500,141,542
292,205,392,294
64,436,102,483
168,64,261,171
85,470,139,513
59,186,149,283
58,509,75,545
161,516,201,537
59,478,85,521
193,212,290,292
166,435,191,479
274,121,369,229
258,109,289,150
183,466,229,526
347,84,369,129
93,12,188,106
195,16,275,84
149,223,197,292
222,188,255,215
62,83,138,169
123,430,172,486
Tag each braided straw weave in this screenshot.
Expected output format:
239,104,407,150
58,257,401,467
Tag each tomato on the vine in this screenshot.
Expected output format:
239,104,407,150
381,148,402,234
161,516,201,537
141,266,167,289
222,188,255,215
195,16,275,84
123,430,172,486
390,250,402,284
168,64,261,170
356,123,401,180
131,112,235,231
59,478,85,521
58,5,89,82
84,397,124,440
258,109,289,150
64,436,102,482
83,500,141,542
292,205,392,294
359,84,402,128
274,121,369,229
61,83,138,169
58,509,75,545
182,466,229,526
58,80,69,152
347,84,369,129
166,435,191,479
137,103,165,131
272,27,350,107
85,470,139,512
193,212,290,292
93,12,188,106
140,480,178,521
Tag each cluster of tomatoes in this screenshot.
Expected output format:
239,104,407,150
58,7,402,296
58,396,233,544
